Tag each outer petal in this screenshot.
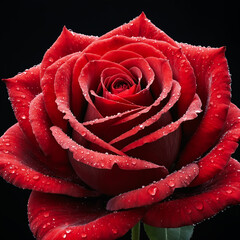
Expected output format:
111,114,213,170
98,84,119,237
107,163,199,211
100,12,177,46
29,94,73,177
143,158,240,228
177,46,231,167
121,94,202,153
190,103,240,186
0,124,98,197
51,126,168,195
28,191,145,240
41,53,78,131
40,27,97,77
3,65,41,144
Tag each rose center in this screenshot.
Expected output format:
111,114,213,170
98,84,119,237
111,78,132,94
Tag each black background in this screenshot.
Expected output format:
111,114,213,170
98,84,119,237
0,0,240,239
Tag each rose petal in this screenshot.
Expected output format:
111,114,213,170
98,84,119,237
40,27,97,77
143,158,240,227
107,163,199,211
109,57,173,127
54,59,126,156
0,124,98,197
119,42,165,59
121,93,202,153
79,59,135,119
41,53,78,130
72,53,101,118
190,103,240,186
101,49,142,63
100,12,177,46
28,191,144,240
109,80,179,147
91,91,141,116
3,65,41,144
29,94,72,176
51,126,169,195
177,46,231,168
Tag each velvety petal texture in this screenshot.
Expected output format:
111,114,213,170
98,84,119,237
1,13,240,240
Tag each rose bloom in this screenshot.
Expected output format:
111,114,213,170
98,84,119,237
1,13,240,239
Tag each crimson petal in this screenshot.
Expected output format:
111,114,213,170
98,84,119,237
29,94,72,176
40,27,97,77
100,12,177,46
0,124,98,197
107,163,199,211
121,94,202,153
28,191,144,240
3,65,41,144
51,126,168,195
177,46,231,168
190,103,240,186
143,158,240,228
41,53,78,130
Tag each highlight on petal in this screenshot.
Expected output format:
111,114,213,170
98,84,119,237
3,65,41,144
107,163,199,211
28,191,145,240
0,124,98,198
144,158,240,228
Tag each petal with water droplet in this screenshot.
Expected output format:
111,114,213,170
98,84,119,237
0,124,98,198
3,64,41,144
107,163,199,210
143,158,240,228
28,191,144,240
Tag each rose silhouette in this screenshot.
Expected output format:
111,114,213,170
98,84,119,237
1,13,240,239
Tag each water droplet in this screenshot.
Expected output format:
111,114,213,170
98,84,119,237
226,189,232,194
33,175,40,180
147,186,158,196
81,233,87,238
187,208,192,214
168,180,175,188
139,124,144,129
42,224,47,229
195,201,204,211
216,94,221,99
21,115,27,120
112,228,118,234
66,229,72,234
132,160,136,165
63,234,67,239
44,212,49,218
49,57,54,62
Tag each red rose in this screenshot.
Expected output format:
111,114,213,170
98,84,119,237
1,13,240,239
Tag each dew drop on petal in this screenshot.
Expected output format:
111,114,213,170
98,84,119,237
33,175,40,180
147,186,158,196
195,201,204,211
226,189,232,194
168,180,175,188
44,212,49,218
112,228,118,234
81,233,87,238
